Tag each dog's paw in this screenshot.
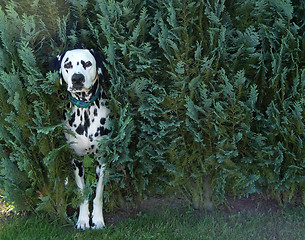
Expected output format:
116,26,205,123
91,201,105,230
91,216,105,230
91,221,105,230
75,219,90,230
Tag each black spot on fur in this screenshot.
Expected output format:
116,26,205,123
100,118,106,125
76,124,84,135
94,108,98,116
95,98,100,109
64,57,69,63
84,111,89,122
81,60,92,70
97,126,104,134
97,126,110,136
104,128,110,135
81,92,86,100
77,109,80,116
63,109,67,121
84,111,90,136
74,160,83,178
81,60,86,69
69,113,76,127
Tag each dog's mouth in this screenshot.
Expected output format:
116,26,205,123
69,86,91,94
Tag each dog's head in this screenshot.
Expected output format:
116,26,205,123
50,49,104,93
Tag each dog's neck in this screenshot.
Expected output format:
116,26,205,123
69,78,101,108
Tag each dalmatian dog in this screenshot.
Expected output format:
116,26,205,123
50,49,110,230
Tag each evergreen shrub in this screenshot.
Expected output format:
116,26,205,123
0,0,304,221
0,0,72,220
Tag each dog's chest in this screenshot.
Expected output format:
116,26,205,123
65,98,110,156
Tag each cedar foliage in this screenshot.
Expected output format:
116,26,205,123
0,0,72,219
0,0,304,221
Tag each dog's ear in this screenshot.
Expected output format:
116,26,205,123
89,49,105,80
49,54,62,72
49,53,64,85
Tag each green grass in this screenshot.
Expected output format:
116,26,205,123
1,207,305,240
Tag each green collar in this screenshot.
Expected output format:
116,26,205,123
69,85,101,108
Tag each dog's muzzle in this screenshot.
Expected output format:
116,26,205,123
72,73,85,90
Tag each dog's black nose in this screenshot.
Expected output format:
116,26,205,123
72,73,85,86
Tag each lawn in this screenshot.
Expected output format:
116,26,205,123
1,198,305,240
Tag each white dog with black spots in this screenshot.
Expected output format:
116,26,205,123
50,49,110,230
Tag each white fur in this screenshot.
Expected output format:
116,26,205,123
92,163,105,229
73,160,90,230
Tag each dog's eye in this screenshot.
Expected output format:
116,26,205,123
64,62,72,69
85,61,92,68
81,60,92,69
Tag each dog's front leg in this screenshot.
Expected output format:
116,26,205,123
72,159,90,230
91,160,105,229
